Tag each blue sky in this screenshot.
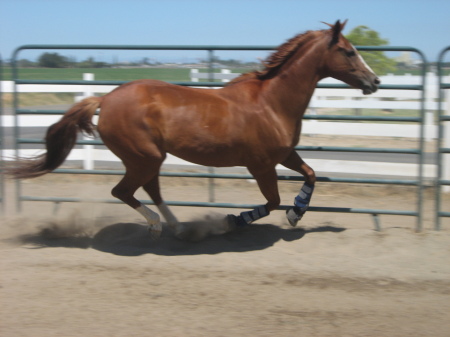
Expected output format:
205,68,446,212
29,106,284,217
1,0,449,62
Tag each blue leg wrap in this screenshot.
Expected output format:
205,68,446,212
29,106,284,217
286,182,315,226
229,206,269,227
294,182,314,211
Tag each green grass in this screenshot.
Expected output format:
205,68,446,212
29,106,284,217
2,66,449,82
2,66,448,110
0,67,252,106
1,67,255,82
4,67,192,82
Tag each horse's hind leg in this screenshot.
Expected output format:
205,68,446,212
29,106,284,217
111,168,162,239
142,175,180,233
281,150,316,226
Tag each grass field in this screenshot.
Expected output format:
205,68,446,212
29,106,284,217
3,67,191,81
0,67,254,107
1,67,255,82
0,67,445,118
4,66,447,82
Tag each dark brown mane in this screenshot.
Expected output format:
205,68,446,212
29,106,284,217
228,30,324,85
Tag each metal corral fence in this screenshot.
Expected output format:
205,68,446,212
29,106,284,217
435,46,450,229
0,55,4,211
10,45,428,231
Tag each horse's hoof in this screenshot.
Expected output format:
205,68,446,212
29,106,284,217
148,223,162,240
286,207,304,227
148,229,162,240
174,223,187,239
227,214,247,228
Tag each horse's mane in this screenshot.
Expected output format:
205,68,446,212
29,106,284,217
228,30,324,85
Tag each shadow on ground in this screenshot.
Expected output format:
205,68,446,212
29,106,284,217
16,221,346,256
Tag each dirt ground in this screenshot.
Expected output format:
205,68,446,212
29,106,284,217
1,171,449,337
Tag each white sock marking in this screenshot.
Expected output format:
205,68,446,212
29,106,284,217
136,204,160,226
157,202,179,228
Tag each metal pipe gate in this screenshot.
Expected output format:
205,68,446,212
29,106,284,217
10,45,428,231
0,55,4,212
435,46,450,229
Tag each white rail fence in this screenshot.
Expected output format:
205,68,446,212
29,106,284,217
1,72,449,181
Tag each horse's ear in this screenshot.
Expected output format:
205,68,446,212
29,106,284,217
330,19,348,45
339,19,348,31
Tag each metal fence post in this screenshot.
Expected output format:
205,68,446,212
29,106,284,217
0,55,3,212
444,96,450,193
435,46,450,230
417,54,427,232
207,50,216,203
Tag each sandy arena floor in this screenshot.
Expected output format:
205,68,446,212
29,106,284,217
0,172,449,337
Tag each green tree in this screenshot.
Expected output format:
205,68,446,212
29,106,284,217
38,52,69,68
345,26,396,75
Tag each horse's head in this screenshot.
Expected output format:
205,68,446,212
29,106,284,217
322,20,380,95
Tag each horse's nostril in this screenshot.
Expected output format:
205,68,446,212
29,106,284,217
374,77,381,85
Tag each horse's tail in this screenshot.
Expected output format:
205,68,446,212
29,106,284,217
7,96,102,179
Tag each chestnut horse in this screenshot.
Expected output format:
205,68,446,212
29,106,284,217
10,20,379,238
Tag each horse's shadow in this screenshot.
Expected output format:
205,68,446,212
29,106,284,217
17,221,346,256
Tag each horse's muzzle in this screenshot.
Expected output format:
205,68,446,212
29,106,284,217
362,77,380,95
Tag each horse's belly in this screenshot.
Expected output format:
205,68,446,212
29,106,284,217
167,141,287,168
168,148,242,167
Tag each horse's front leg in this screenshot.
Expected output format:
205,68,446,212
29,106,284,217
228,167,280,227
281,150,316,226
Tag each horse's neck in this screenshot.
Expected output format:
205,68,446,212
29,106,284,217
263,41,326,122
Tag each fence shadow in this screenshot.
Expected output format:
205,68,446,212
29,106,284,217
17,221,346,257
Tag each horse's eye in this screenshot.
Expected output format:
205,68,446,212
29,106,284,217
346,50,356,57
